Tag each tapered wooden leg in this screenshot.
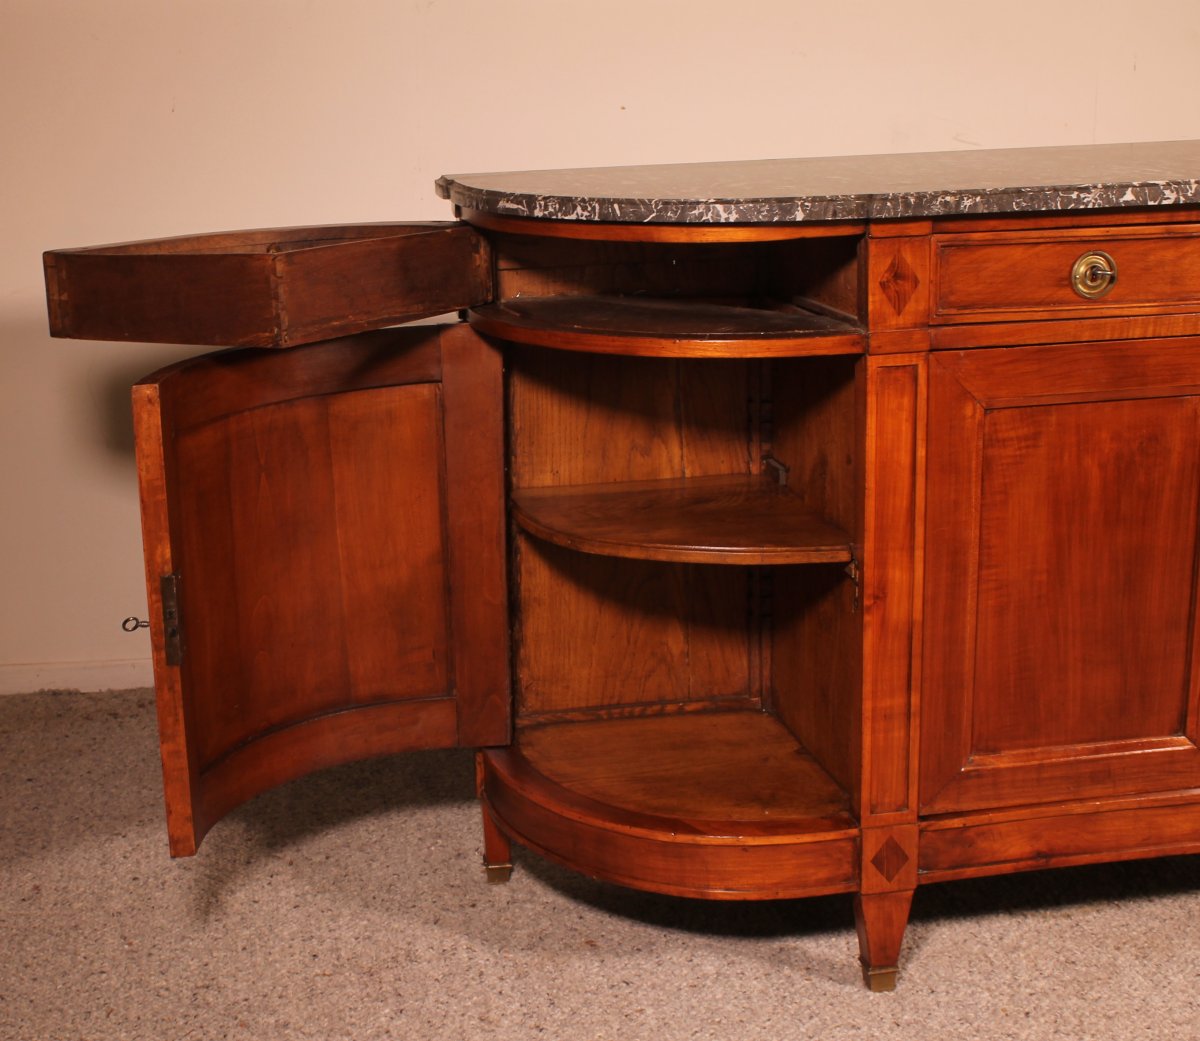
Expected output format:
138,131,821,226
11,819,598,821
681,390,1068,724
854,890,913,991
475,752,514,884
480,800,513,884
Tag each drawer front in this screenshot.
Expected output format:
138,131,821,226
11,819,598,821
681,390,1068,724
932,224,1200,323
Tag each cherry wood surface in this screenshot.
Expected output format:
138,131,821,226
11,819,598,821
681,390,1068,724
47,185,1200,988
513,474,852,565
854,890,914,992
45,222,491,348
770,359,863,797
490,234,861,316
479,710,860,900
517,712,852,824
507,346,761,720
134,327,508,855
918,789,1200,882
506,346,756,487
932,224,1200,324
931,206,1200,234
460,208,867,242
921,339,1200,815
512,538,757,720
859,355,926,825
470,295,864,357
930,311,1200,350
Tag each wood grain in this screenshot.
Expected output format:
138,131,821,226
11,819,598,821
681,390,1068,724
513,475,851,565
462,208,867,242
471,295,863,358
921,340,1200,814
478,711,860,900
513,537,753,717
516,712,853,824
507,346,759,720
919,790,1200,882
45,223,491,347
932,224,1200,323
135,327,508,853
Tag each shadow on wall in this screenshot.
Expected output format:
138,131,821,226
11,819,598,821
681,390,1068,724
3,306,212,465
88,342,214,461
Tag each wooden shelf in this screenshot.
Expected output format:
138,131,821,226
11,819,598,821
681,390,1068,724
512,474,853,565
470,295,864,357
480,710,859,900
517,711,853,828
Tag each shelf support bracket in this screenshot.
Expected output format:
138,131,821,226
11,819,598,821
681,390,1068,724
762,455,790,487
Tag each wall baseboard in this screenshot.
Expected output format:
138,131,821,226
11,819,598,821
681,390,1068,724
0,658,154,695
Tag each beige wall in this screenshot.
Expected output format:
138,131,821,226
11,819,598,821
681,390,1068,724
4,0,1200,691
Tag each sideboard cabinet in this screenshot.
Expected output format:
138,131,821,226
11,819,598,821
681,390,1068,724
45,143,1200,989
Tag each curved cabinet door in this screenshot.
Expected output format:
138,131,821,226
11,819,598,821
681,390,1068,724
134,325,508,855
921,338,1200,815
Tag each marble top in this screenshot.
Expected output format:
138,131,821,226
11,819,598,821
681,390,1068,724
436,141,1200,224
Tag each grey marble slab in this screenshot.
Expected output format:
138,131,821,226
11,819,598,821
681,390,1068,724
436,141,1200,224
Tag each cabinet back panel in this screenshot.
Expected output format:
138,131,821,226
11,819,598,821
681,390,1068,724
508,347,755,486
508,347,760,718
494,236,861,321
514,536,755,718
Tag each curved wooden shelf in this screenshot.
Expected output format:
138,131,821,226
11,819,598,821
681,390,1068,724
470,295,865,358
512,475,853,565
460,208,867,243
480,711,859,900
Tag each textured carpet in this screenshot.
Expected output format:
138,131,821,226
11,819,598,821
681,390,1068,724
1,688,1197,1041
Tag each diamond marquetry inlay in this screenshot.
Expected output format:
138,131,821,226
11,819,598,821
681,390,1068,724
870,836,910,883
879,253,920,315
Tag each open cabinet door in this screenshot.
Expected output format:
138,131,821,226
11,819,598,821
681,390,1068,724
133,324,508,855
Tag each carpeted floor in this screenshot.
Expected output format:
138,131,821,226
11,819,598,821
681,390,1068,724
1,688,1197,1041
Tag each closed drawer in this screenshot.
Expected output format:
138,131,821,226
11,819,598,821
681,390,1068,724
932,224,1200,324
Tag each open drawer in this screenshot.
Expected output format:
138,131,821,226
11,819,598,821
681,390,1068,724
44,222,492,347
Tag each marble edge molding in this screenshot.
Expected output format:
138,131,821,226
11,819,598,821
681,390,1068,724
435,140,1200,224
435,177,1200,224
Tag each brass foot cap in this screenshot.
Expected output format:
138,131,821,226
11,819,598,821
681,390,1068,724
862,965,898,992
485,862,513,884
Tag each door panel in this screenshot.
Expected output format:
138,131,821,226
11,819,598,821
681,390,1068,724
921,339,1200,815
176,383,452,768
971,397,1196,751
135,325,509,855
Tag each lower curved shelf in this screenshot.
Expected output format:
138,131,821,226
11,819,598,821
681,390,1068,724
480,711,861,900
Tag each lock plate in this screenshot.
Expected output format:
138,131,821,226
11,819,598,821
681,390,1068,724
1071,250,1118,299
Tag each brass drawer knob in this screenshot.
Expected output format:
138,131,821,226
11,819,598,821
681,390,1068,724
1071,250,1118,299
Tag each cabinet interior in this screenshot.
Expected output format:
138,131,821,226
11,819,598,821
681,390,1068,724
470,233,864,356
491,232,861,315
493,230,865,820
505,345,861,814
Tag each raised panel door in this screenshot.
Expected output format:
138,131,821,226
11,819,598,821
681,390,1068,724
921,339,1200,814
135,325,509,855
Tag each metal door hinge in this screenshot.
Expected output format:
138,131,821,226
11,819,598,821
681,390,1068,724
845,553,861,613
161,573,183,667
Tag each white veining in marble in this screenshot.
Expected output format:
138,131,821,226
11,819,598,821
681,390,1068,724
437,141,1200,224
